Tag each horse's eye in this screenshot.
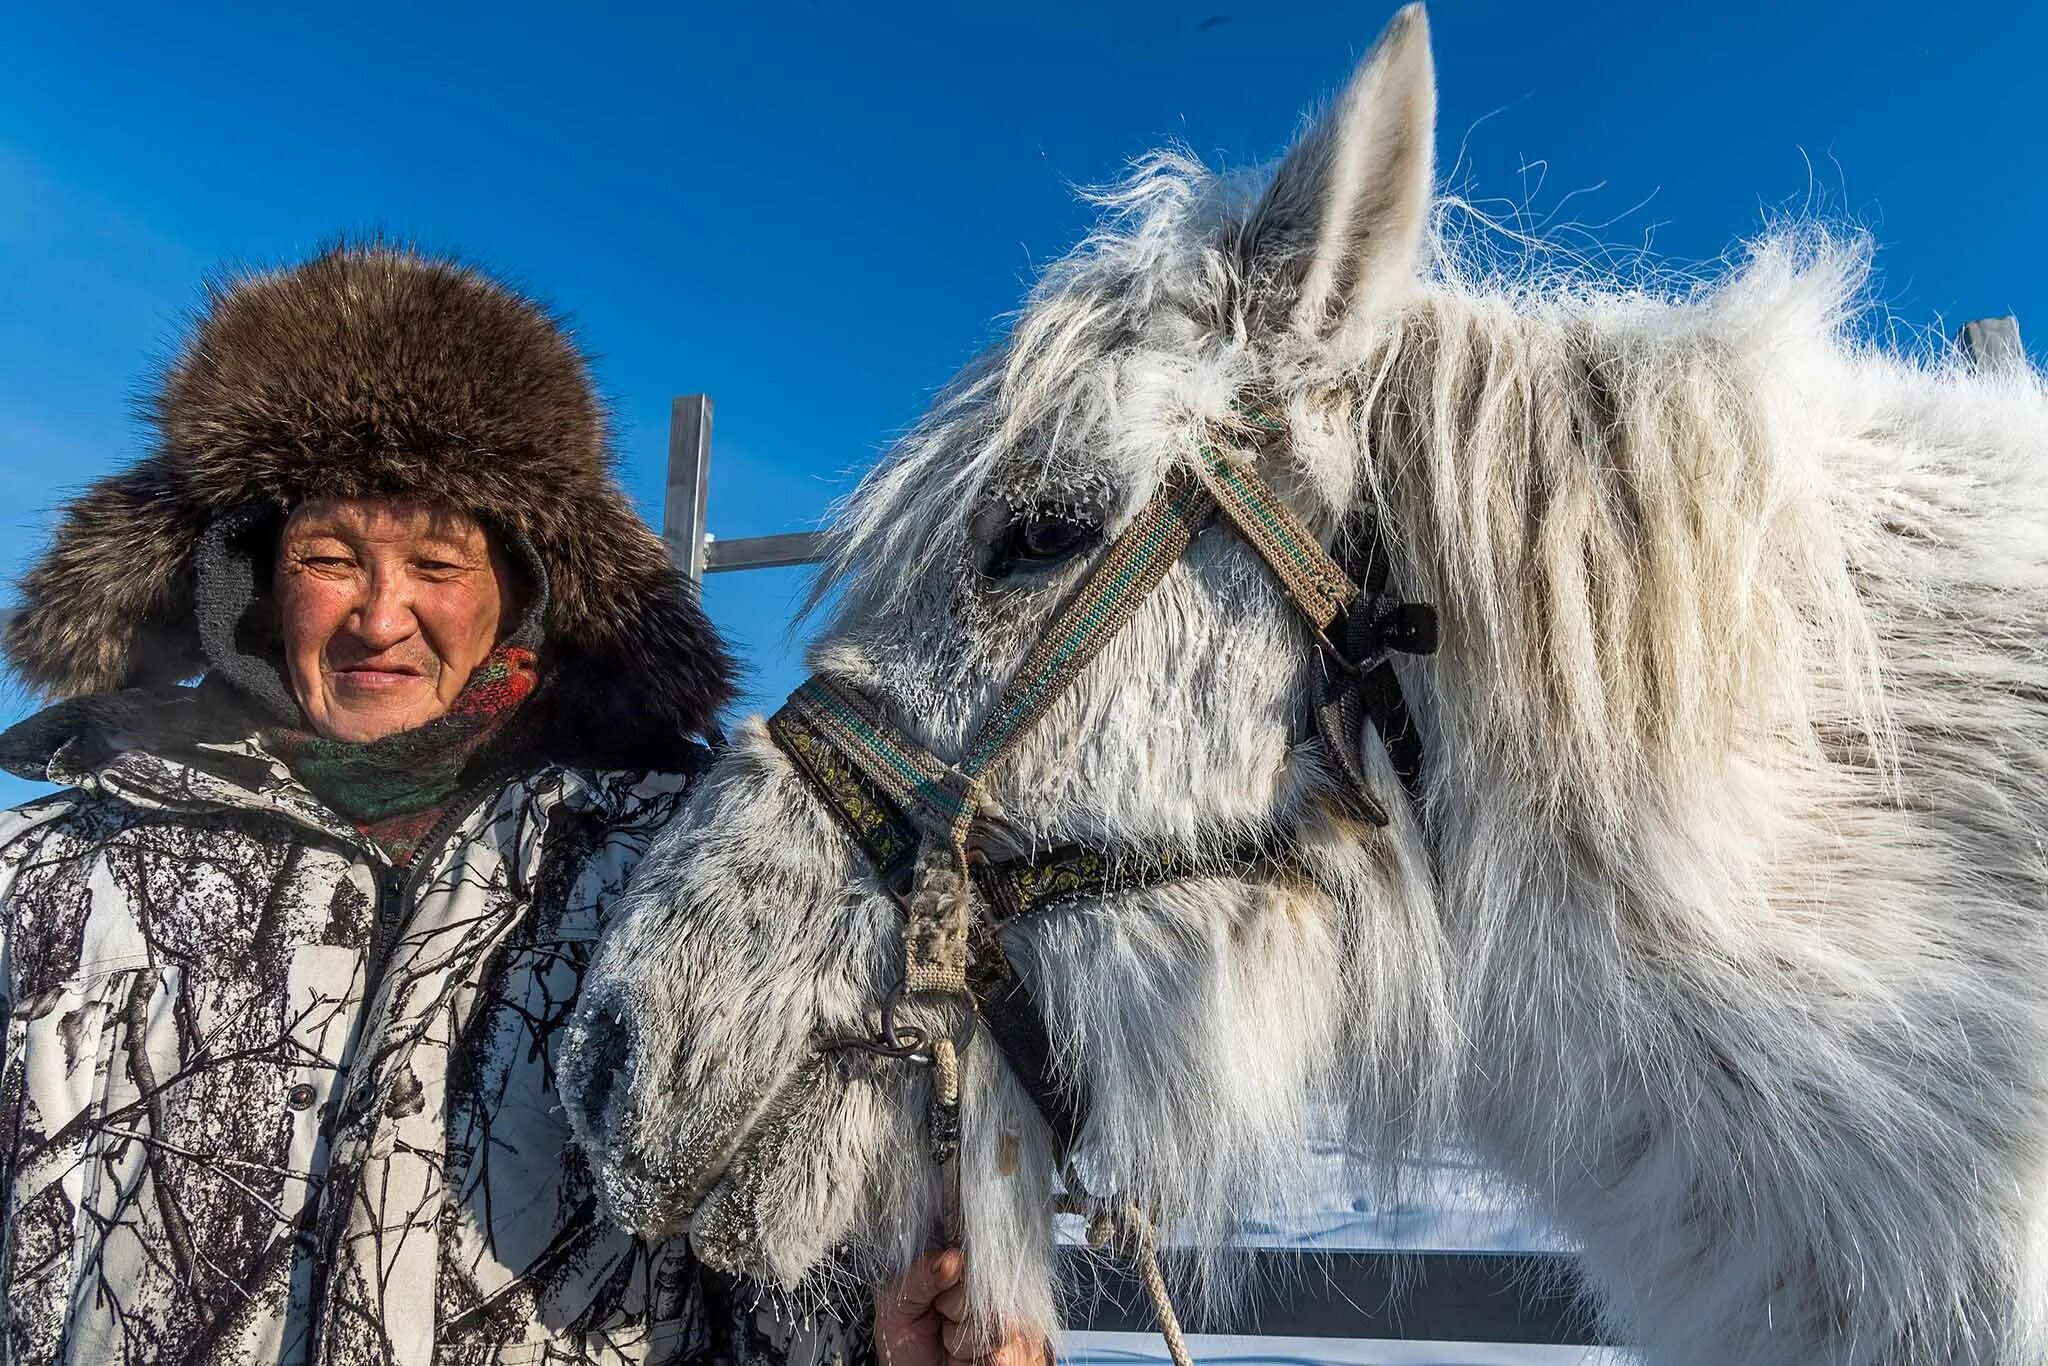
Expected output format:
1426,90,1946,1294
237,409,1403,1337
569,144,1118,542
1018,514,1093,563
987,510,1099,577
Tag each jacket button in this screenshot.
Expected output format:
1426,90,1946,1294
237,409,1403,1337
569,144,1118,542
286,1083,319,1112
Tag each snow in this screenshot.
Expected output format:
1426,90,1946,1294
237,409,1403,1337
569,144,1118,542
1059,1331,1636,1365
1058,1136,1573,1255
1053,1133,1638,1365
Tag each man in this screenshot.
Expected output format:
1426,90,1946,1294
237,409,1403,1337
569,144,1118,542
0,244,880,1364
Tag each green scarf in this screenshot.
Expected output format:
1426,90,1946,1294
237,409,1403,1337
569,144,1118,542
267,645,541,866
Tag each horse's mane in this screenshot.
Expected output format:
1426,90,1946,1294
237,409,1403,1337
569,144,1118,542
810,153,1974,828
1356,234,1897,832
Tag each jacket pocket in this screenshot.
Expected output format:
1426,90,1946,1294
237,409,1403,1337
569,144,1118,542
8,964,166,1206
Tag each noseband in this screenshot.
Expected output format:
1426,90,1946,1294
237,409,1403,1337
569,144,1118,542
766,404,1436,1354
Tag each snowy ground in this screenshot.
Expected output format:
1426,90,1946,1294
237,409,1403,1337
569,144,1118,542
1177,1135,1573,1254
1056,1133,1573,1256
1054,1134,1640,1366
1060,1331,1633,1365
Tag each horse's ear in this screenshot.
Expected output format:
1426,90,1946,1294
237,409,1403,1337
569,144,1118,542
1236,4,1436,339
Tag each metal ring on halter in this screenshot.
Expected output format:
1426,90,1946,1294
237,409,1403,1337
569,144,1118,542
821,978,933,1065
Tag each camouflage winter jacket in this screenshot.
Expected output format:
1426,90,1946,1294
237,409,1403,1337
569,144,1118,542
0,689,872,1366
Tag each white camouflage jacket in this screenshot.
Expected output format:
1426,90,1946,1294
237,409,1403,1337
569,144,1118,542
0,690,872,1366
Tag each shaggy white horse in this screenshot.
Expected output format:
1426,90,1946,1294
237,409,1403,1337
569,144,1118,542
561,8,2048,1361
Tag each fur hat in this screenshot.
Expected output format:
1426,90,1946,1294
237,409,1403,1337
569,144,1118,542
5,242,733,745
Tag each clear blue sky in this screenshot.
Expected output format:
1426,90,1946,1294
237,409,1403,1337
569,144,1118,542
4,2,2043,807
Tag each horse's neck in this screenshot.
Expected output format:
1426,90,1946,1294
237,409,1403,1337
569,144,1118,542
1325,291,1878,1116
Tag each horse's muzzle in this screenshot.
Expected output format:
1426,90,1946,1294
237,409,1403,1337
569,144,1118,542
561,988,811,1247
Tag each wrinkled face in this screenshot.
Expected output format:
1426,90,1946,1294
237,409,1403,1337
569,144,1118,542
276,496,512,742
562,7,1441,1341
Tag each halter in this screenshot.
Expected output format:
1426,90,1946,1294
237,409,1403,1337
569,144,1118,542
767,404,1436,1359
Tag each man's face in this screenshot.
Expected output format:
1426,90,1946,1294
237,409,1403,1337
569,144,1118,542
275,497,512,742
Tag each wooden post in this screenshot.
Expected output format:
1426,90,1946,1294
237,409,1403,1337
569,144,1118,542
664,394,714,582
1960,316,2024,371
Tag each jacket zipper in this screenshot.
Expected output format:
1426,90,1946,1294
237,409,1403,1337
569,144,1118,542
363,759,526,1005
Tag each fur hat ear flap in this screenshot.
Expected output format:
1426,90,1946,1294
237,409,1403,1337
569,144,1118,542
7,463,212,697
192,507,300,725
556,558,735,746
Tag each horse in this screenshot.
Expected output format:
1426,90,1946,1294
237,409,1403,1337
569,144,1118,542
560,8,2048,1361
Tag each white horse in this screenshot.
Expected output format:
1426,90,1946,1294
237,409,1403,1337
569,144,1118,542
561,8,2048,1362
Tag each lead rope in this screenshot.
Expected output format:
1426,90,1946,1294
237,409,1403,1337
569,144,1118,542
929,1034,965,1243
1050,1192,1192,1366
1116,1210,1191,1366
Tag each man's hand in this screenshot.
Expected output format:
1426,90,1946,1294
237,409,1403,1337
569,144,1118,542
875,1249,1052,1366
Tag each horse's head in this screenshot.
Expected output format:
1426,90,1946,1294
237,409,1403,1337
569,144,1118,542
562,7,1454,1336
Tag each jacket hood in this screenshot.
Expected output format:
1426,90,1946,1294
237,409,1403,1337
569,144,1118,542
5,241,734,743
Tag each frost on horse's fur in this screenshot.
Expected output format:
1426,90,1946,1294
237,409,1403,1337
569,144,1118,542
561,7,2048,1362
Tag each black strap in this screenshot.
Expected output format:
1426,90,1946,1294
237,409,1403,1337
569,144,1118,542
775,698,1300,915
971,835,1284,927
1361,661,1427,805
1313,517,1438,820
776,700,1307,1160
965,926,1087,1153
772,504,1438,1164
769,704,920,896
1313,685,1390,825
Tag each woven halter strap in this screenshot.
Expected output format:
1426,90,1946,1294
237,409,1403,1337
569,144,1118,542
771,413,1434,1010
767,412,1436,1357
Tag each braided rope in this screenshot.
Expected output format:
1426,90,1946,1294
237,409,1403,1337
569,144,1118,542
1124,1209,1194,1366
932,1037,964,1245
1055,1194,1193,1366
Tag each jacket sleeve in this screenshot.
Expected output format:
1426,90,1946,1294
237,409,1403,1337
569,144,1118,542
0,790,86,1351
0,790,85,1037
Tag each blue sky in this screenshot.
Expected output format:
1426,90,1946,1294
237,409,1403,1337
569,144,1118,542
3,2,2043,807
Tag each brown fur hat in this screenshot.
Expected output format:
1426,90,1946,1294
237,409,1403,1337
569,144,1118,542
5,242,733,743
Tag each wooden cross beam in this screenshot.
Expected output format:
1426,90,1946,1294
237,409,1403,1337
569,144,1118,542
661,393,829,581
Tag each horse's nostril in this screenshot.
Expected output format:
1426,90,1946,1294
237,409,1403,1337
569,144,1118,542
571,1009,634,1133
